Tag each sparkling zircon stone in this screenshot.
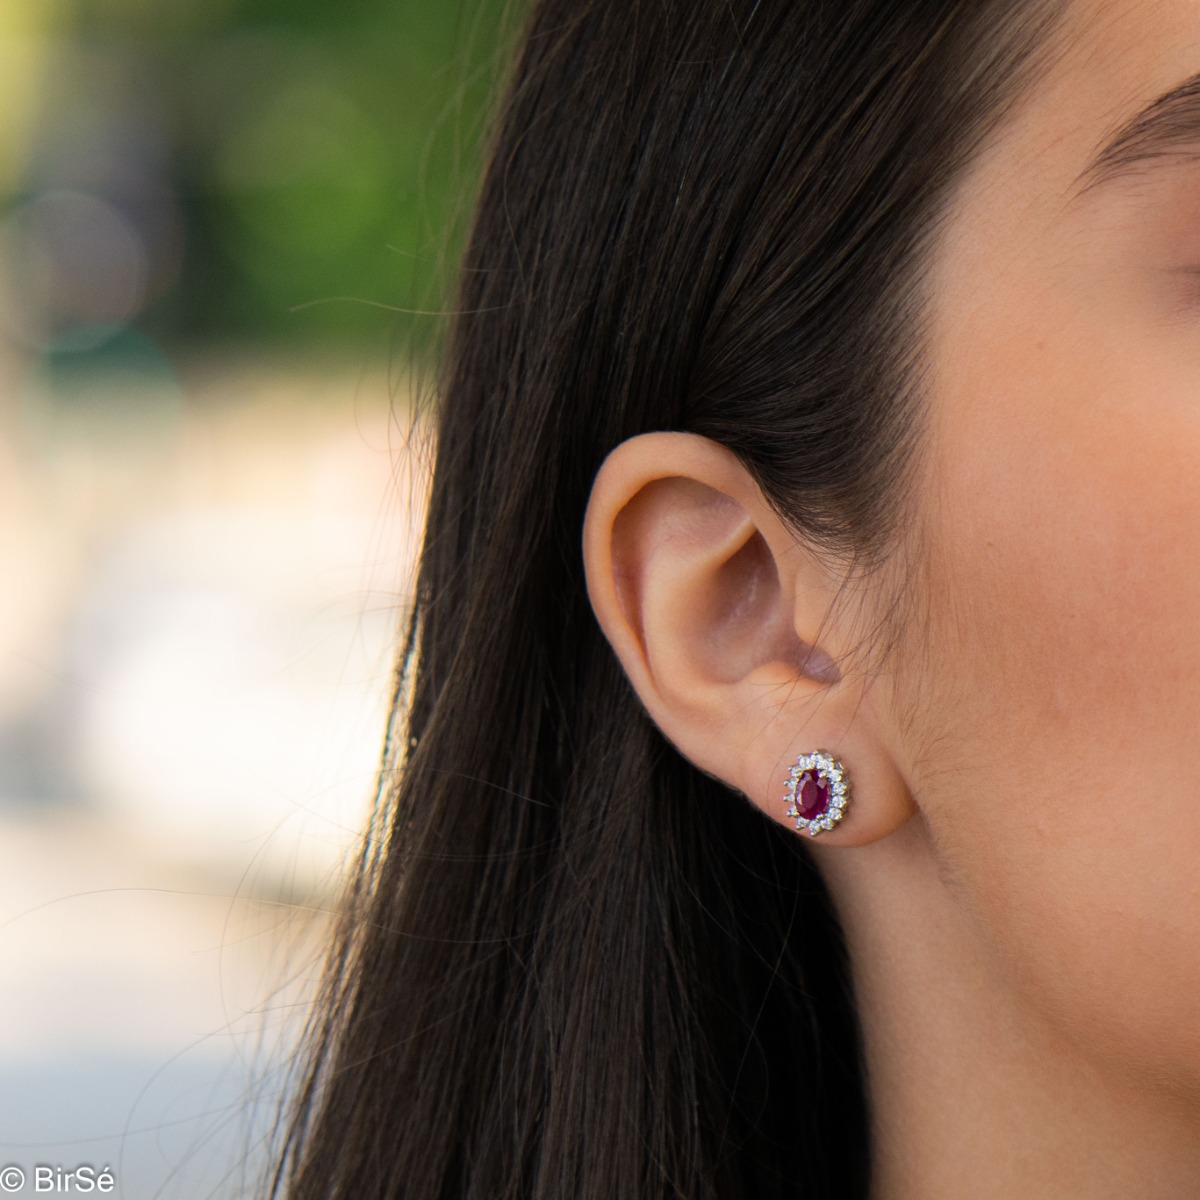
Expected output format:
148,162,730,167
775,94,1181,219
796,769,831,820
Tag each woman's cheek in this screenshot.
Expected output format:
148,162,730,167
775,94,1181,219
912,350,1200,1089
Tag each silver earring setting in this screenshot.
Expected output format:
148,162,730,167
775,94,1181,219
784,749,850,837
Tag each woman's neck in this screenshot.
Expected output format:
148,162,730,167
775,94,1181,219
818,818,1200,1200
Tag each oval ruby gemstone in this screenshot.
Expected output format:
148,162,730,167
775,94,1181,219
796,769,831,820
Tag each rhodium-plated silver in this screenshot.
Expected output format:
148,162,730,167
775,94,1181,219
783,749,850,837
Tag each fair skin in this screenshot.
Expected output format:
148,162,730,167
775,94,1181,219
583,1,1200,1196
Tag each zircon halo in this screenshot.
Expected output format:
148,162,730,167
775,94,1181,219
783,750,850,837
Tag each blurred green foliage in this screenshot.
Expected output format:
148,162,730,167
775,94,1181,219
23,0,520,350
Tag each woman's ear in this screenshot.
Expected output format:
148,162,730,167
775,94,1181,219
582,431,915,846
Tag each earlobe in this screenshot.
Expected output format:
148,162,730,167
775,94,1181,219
582,430,916,847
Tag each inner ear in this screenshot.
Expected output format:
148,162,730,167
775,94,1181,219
711,530,842,685
609,475,747,638
707,528,789,682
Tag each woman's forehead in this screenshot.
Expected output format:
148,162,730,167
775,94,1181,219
955,0,1200,206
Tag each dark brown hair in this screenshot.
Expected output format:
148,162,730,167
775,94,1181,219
270,1,1066,1196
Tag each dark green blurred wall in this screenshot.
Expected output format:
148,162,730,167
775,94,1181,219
7,0,519,352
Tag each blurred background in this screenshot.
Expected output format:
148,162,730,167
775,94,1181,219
0,0,513,1194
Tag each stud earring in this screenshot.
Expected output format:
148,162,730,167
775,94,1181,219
784,750,850,837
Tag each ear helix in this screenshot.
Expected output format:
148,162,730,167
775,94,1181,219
784,750,851,837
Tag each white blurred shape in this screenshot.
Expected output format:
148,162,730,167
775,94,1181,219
72,506,405,894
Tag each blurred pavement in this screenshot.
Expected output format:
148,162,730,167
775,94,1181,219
0,345,426,1197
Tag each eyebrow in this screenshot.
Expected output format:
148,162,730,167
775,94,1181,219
1074,72,1200,196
